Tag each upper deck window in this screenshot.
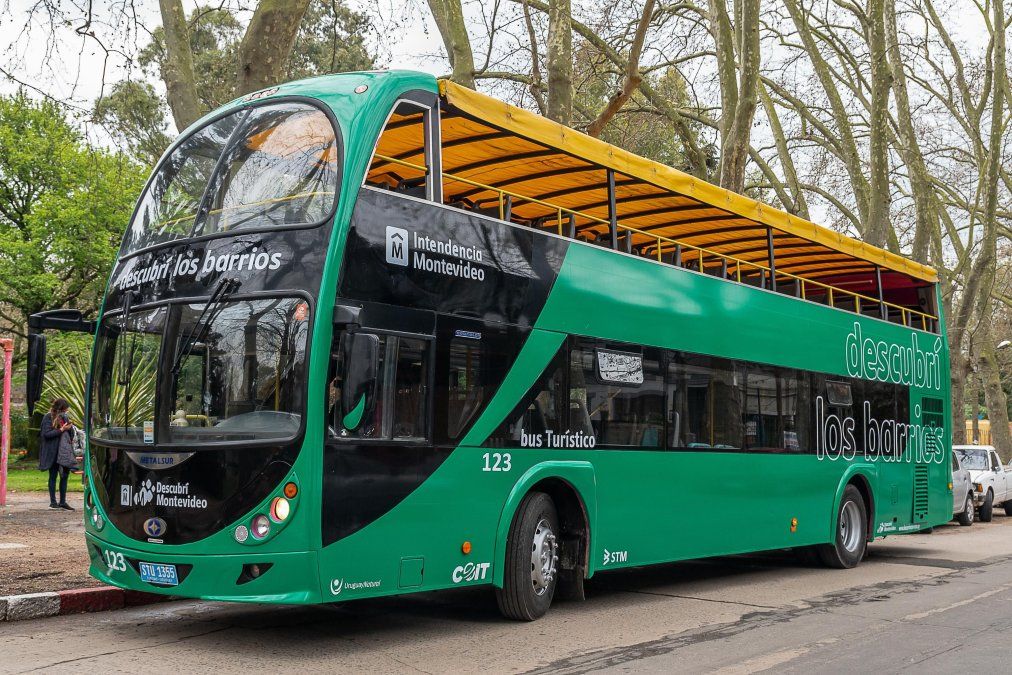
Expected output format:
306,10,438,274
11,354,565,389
197,104,339,236
121,101,339,255
123,114,241,253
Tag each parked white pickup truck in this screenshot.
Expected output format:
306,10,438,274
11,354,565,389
953,445,1012,522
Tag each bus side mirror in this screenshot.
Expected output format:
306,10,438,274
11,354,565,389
26,333,47,415
341,332,379,431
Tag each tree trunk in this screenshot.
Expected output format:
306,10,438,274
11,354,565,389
586,0,655,137
427,0,476,88
970,377,980,443
758,83,809,218
157,0,203,131
885,0,935,263
782,0,871,227
864,0,891,249
951,353,968,445
546,0,573,124
978,336,1012,455
709,0,760,193
235,0,314,97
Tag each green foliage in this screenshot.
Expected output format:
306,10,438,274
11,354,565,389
287,0,375,81
40,350,156,429
5,460,84,493
10,408,29,450
140,6,244,115
94,80,173,166
0,92,146,340
139,1,376,122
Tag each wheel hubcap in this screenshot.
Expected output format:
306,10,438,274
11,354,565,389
530,518,558,596
840,500,862,553
968,497,974,522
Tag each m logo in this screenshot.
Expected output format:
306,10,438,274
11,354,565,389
143,517,166,538
385,226,409,266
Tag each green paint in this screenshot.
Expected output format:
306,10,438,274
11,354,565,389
342,395,365,431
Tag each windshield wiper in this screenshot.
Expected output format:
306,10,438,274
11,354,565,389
170,277,240,374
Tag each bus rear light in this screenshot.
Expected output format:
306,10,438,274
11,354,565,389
251,515,271,539
283,482,298,499
234,525,249,543
270,497,290,522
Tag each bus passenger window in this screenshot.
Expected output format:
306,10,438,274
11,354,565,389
391,338,427,440
667,355,741,449
570,345,664,448
331,332,429,441
743,366,805,452
447,339,484,439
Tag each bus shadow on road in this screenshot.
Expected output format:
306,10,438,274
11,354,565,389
214,549,844,632
183,524,998,643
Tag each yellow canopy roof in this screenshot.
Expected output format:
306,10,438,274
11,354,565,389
432,80,937,284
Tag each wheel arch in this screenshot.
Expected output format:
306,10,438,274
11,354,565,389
492,461,597,588
830,465,877,543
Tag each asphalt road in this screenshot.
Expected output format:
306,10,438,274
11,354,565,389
5,516,1012,674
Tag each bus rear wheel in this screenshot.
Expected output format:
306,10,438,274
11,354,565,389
818,485,867,569
496,491,559,621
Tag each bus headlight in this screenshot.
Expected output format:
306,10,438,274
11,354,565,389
270,497,290,522
91,510,104,530
251,514,271,539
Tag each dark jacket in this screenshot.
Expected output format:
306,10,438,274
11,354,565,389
38,412,66,471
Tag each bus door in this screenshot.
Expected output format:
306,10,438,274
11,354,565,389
433,315,516,448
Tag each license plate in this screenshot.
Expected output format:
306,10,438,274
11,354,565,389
139,562,179,586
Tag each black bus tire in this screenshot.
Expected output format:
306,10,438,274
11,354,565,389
496,491,559,621
980,490,994,522
818,485,867,569
958,494,974,526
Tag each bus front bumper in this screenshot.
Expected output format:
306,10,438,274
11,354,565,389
85,534,321,604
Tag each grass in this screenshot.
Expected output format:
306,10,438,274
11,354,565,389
3,455,85,493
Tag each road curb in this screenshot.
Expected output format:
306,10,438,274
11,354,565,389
0,586,173,622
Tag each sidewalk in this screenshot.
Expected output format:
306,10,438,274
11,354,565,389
1,491,175,622
0,491,99,596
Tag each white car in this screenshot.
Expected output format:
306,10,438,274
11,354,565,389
954,445,1012,522
951,451,974,526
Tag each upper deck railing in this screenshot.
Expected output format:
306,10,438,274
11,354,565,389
371,153,938,333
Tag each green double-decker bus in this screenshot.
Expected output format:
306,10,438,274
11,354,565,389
27,71,951,621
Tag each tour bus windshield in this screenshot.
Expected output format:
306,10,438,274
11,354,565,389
90,297,311,445
120,102,340,254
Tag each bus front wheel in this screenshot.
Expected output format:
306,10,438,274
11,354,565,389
496,491,559,621
818,485,867,569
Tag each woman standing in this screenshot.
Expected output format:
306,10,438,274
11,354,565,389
39,397,75,510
